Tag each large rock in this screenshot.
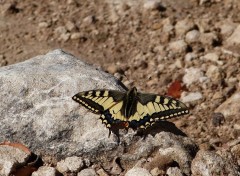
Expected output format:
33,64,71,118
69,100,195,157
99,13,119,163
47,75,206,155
0,49,124,159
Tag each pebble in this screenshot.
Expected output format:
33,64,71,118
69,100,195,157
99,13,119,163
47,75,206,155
38,22,50,28
54,26,67,35
125,167,152,176
202,52,222,65
217,20,237,38
168,40,188,54
71,32,81,40
175,18,195,36
200,32,219,46
59,33,70,42
96,168,109,176
32,166,57,176
226,24,240,46
181,92,203,103
206,65,221,82
161,18,174,33
185,30,200,43
166,167,184,176
183,67,204,86
185,52,198,62
78,168,97,176
143,0,163,11
211,112,225,127
65,21,75,31
150,167,164,176
56,156,84,173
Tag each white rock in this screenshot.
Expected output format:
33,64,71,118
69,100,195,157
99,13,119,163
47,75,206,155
185,30,200,43
166,167,184,176
202,52,222,65
143,0,162,10
215,92,240,118
71,32,81,40
185,53,197,62
38,22,50,28
206,65,221,82
32,166,57,176
181,92,203,103
125,167,152,176
65,21,75,31
175,18,195,36
60,33,70,42
54,26,67,35
183,67,204,86
161,18,174,33
226,24,240,46
168,40,188,53
78,168,97,176
57,156,84,173
0,145,30,176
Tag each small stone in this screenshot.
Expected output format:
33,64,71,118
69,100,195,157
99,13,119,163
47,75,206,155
217,20,237,38
66,21,75,31
150,167,164,176
96,168,109,176
71,32,81,40
226,24,240,46
125,167,152,176
83,15,96,25
60,33,70,42
168,40,188,54
211,112,225,127
183,67,204,86
175,18,195,36
161,18,174,33
181,92,203,103
143,0,163,11
206,65,221,82
185,53,197,62
215,92,240,118
166,167,184,176
202,53,221,64
38,22,50,28
199,0,210,5
32,166,57,176
56,156,84,173
54,26,67,35
200,32,219,46
185,30,200,43
78,168,97,176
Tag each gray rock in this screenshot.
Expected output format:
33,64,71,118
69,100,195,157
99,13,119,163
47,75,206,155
32,166,58,176
78,168,97,176
168,40,188,54
226,24,240,46
215,92,240,118
191,150,240,176
181,92,203,103
0,49,124,158
56,156,84,173
166,167,184,176
125,167,152,176
0,145,30,176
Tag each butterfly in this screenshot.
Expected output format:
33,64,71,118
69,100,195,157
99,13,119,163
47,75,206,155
72,87,189,131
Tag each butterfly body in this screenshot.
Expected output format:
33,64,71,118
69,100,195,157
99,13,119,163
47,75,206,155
72,87,189,130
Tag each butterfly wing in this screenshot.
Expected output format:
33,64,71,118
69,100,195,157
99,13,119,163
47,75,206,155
72,89,127,128
128,93,189,129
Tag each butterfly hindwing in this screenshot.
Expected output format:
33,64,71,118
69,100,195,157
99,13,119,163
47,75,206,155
128,93,189,129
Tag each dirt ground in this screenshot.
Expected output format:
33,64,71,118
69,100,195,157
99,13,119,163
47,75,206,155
0,0,240,166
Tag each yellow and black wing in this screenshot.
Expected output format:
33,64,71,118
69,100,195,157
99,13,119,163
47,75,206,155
127,93,189,129
72,89,127,128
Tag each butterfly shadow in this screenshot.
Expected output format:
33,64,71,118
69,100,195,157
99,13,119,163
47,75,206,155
136,121,187,138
